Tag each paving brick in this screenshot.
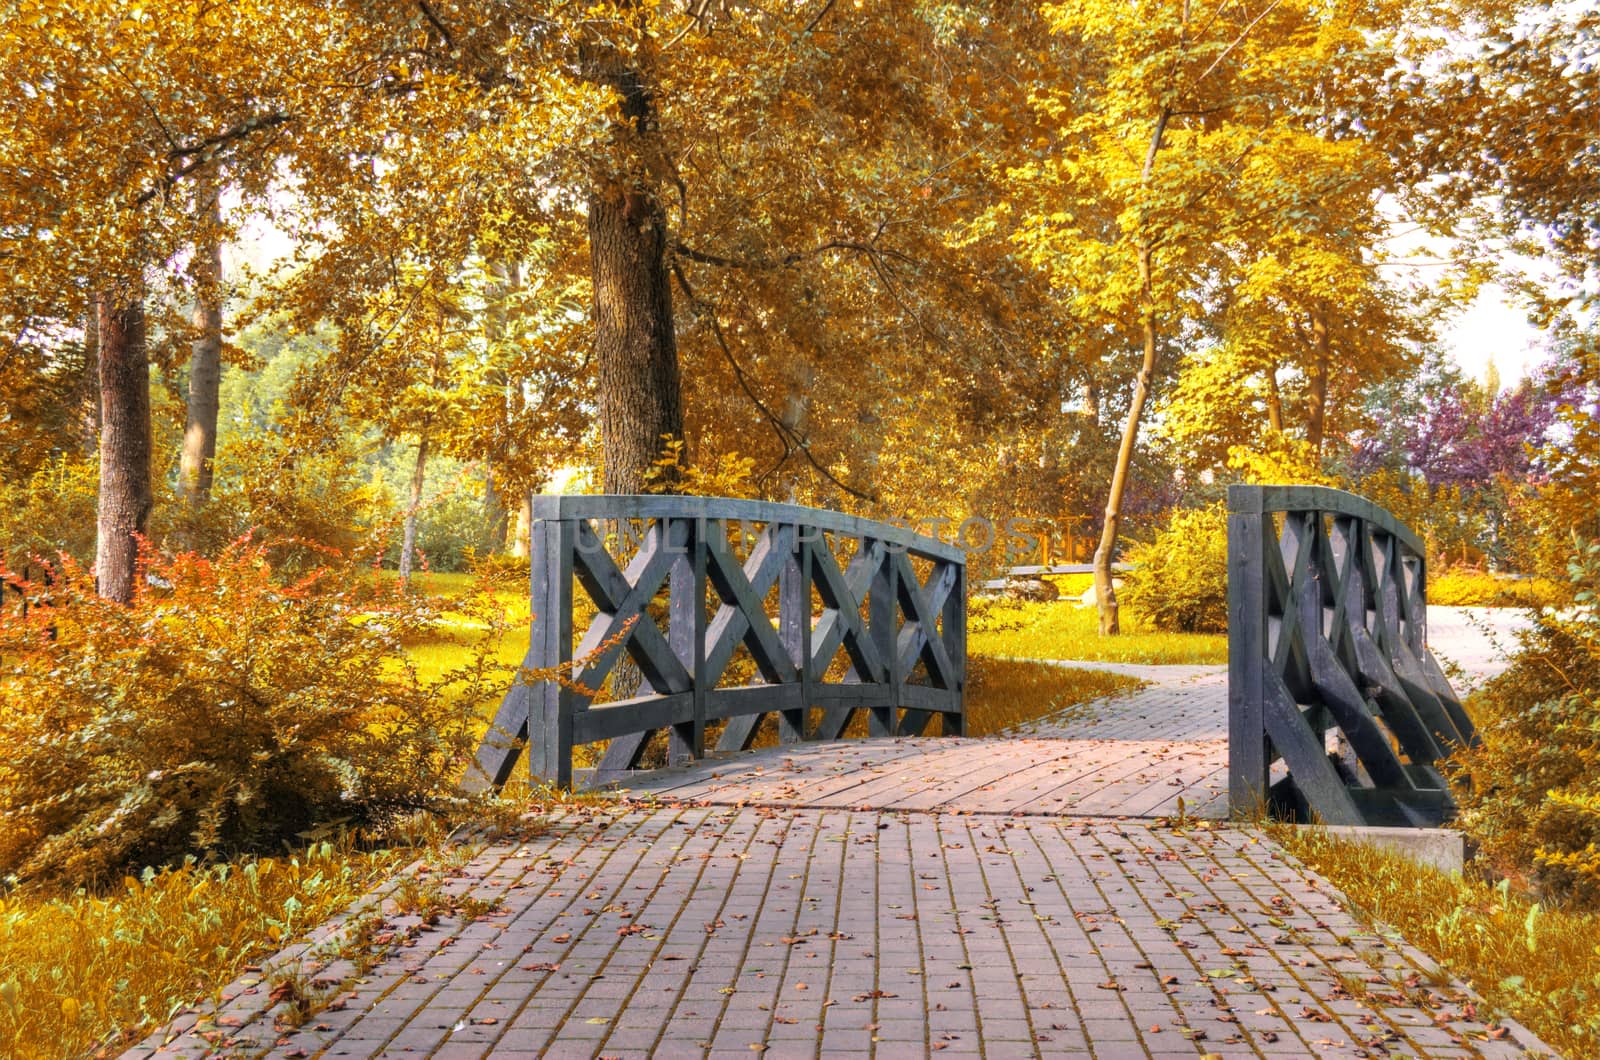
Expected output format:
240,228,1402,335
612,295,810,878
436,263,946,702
130,647,1551,1060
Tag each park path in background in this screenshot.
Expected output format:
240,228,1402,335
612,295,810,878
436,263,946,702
125,606,1552,1059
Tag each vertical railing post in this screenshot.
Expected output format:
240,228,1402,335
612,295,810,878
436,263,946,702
1227,486,1269,817
778,521,812,743
868,537,899,737
942,560,967,737
528,514,575,788
668,516,706,765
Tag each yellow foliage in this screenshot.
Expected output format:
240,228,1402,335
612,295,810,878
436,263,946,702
1428,568,1570,609
1122,504,1230,633
1279,826,1600,1060
644,437,759,499
1452,545,1600,906
0,842,405,1059
0,541,517,885
1225,436,1338,486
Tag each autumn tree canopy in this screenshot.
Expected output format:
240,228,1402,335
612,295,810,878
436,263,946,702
1,0,1593,610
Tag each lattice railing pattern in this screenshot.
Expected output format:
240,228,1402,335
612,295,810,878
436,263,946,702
1228,485,1477,827
466,496,966,790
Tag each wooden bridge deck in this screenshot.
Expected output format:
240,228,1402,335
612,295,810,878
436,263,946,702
127,609,1550,1059
619,666,1229,820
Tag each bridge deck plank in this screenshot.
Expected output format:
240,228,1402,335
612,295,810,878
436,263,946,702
612,666,1233,819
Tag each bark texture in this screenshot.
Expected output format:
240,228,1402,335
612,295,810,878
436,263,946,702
590,185,683,493
511,494,532,560
1265,362,1284,434
96,294,152,604
1091,243,1159,637
399,434,430,583
484,470,510,553
1093,108,1169,637
1307,302,1331,455
181,193,224,506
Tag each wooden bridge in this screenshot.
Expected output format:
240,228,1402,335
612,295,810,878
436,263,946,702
467,488,1478,832
128,492,1553,1060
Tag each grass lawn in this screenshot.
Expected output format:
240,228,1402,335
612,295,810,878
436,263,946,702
964,656,1140,735
1274,825,1600,1059
972,595,1228,665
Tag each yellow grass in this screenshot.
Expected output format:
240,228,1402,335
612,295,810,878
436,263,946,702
972,596,1229,665
0,844,407,1059
964,655,1141,735
712,655,1141,754
0,575,1145,1060
1275,825,1600,1059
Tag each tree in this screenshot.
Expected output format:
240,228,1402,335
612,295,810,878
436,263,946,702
180,182,225,507
256,1,1079,527
1,0,357,595
1394,3,1599,321
94,290,151,603
1013,0,1409,632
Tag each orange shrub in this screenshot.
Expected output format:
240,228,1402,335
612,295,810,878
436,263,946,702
0,539,514,887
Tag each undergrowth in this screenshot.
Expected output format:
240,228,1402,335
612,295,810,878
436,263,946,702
1451,543,1600,904
0,840,407,1059
1276,825,1600,1059
1429,568,1570,609
0,539,517,885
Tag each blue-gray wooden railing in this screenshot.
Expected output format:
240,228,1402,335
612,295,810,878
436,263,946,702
466,495,966,790
1228,485,1477,827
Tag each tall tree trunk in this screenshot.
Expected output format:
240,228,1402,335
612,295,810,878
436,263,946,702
96,292,152,604
584,37,682,495
1093,107,1169,637
399,433,429,584
1092,241,1160,636
511,494,532,559
480,257,516,553
778,362,816,500
590,185,683,494
583,38,684,711
1265,361,1284,434
484,469,510,554
1307,303,1331,456
181,189,225,507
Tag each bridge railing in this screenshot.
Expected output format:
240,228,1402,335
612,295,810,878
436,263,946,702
1227,485,1477,827
467,495,967,790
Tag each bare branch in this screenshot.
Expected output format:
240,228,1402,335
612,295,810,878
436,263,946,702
670,261,878,502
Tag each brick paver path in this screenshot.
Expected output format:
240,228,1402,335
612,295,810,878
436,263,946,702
127,607,1552,1058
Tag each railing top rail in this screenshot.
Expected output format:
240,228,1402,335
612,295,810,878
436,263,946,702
530,494,967,563
1227,484,1424,557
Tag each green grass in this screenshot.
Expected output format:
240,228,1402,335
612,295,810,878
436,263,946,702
972,596,1228,665
1274,824,1600,1059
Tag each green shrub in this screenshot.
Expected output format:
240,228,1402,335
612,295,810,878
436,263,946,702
160,430,392,570
1428,567,1570,608
1121,503,1229,633
0,454,99,569
1452,543,1600,906
0,538,515,887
